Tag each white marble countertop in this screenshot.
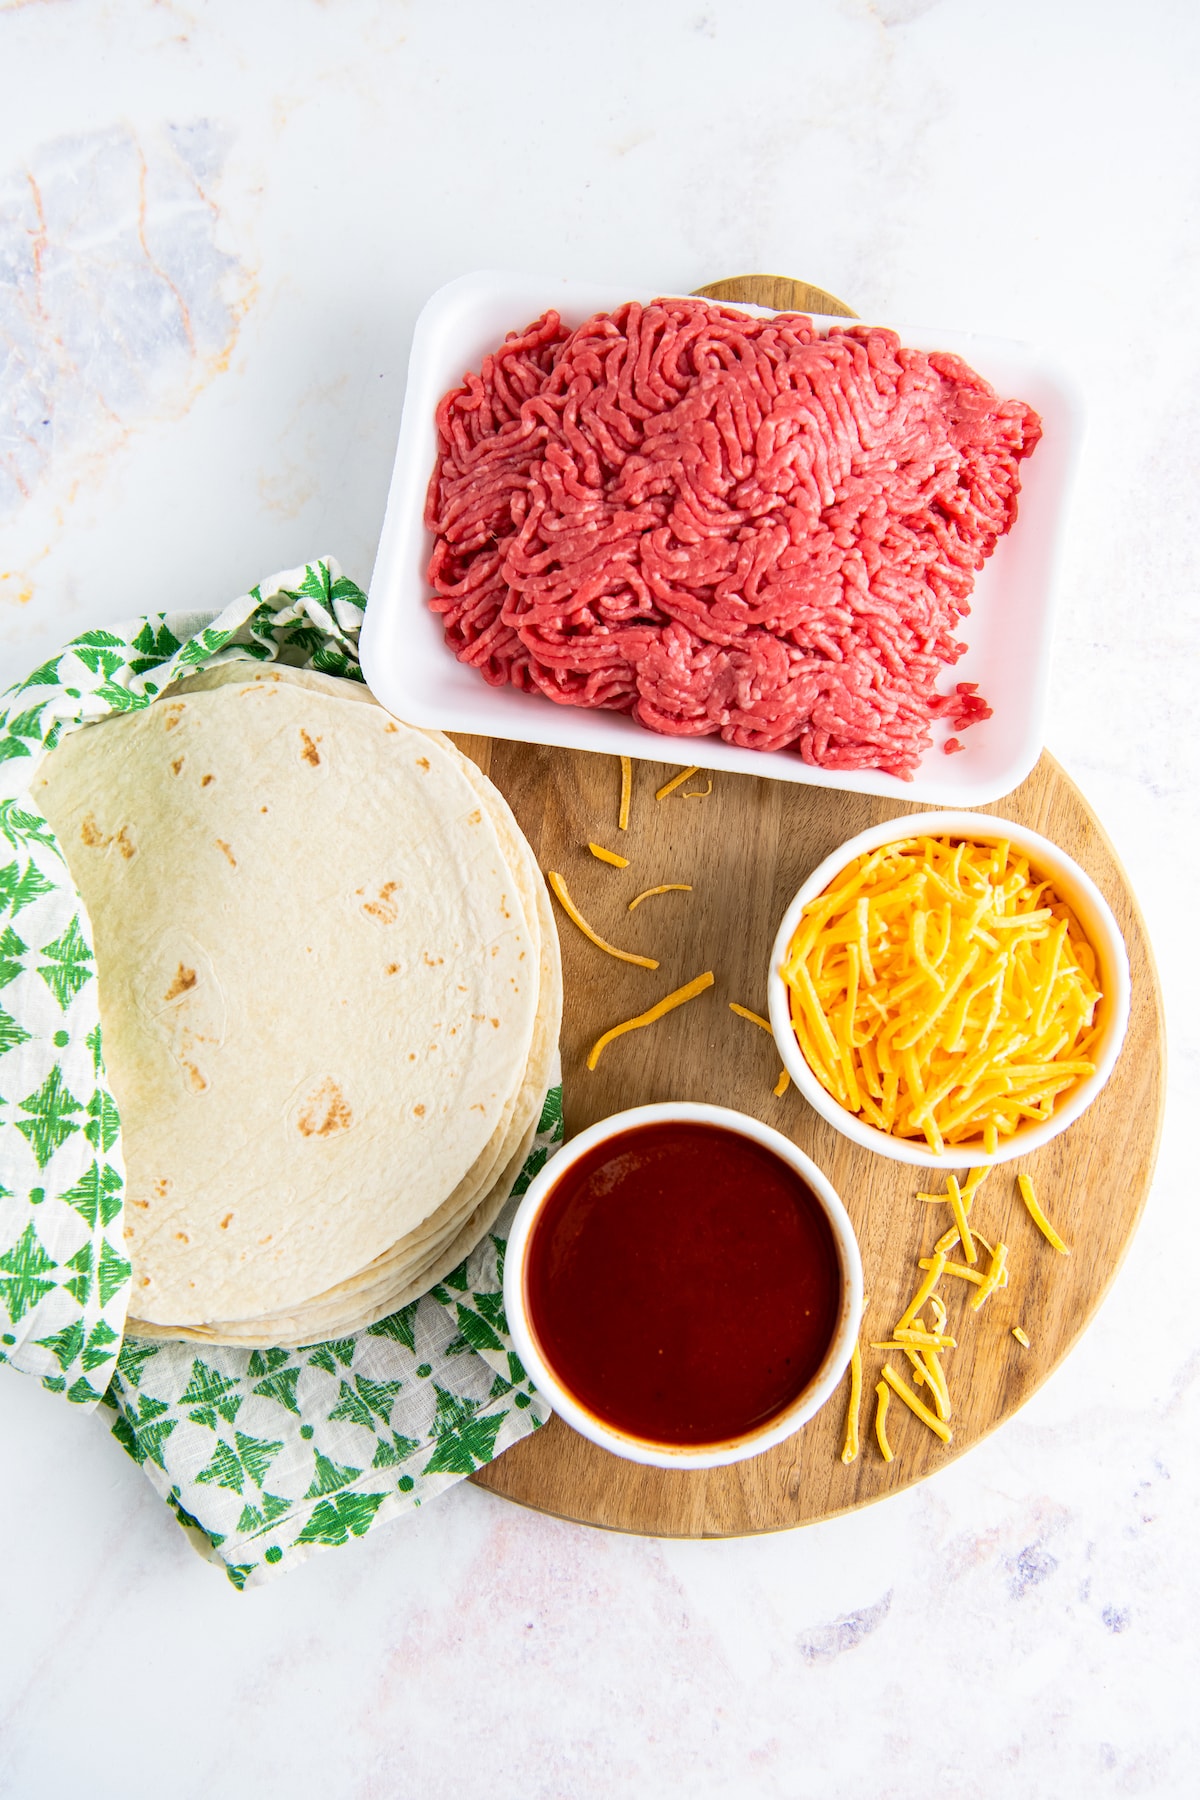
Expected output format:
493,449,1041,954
1,2,1194,1794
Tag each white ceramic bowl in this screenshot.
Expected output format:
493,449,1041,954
767,810,1131,1169
503,1101,863,1469
362,269,1085,806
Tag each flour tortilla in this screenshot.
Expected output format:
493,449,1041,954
37,668,540,1323
130,724,563,1345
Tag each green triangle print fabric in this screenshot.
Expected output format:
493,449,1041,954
103,1099,558,1589
0,559,367,1404
0,560,559,1583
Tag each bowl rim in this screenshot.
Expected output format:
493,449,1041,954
502,1100,864,1470
766,809,1132,1169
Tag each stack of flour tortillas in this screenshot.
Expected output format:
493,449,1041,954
35,662,561,1347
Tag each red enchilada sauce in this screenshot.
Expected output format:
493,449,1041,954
524,1121,841,1446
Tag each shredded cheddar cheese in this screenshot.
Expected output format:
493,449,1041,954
779,837,1102,1151
895,1251,947,1334
655,765,700,801
684,778,713,798
1017,1173,1070,1253
729,1002,791,1098
586,970,715,1071
870,1336,956,1352
588,842,629,869
1012,1327,1031,1347
618,755,632,832
729,1003,771,1033
841,1342,862,1464
969,1240,1009,1312
874,1380,894,1461
919,1348,951,1422
946,1174,976,1265
918,1254,1007,1289
547,871,658,970
882,1362,953,1444
628,884,692,911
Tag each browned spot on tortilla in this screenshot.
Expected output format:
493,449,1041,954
131,1197,149,1210
471,1103,486,1112
261,806,268,813
174,1232,189,1243
240,683,278,696
466,807,482,825
171,758,185,776
297,1077,353,1139
123,1226,134,1240
201,773,215,787
114,826,136,860
362,880,400,925
183,1061,208,1092
163,964,197,1002
219,1213,233,1229
413,1104,425,1118
385,722,399,733
422,951,444,966
299,728,322,767
416,755,430,769
80,814,106,847
153,1178,170,1197
490,1018,499,1028
140,1275,152,1286
164,703,185,731
258,1235,273,1245
215,838,237,868
385,963,400,975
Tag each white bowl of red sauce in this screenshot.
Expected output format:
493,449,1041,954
767,811,1131,1169
503,1102,863,1468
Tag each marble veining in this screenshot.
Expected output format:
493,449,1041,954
0,120,246,522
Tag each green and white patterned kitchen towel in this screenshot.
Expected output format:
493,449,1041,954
0,559,556,1586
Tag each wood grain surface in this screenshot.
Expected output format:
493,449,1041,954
462,743,1164,1535
457,276,1163,1535
691,273,857,317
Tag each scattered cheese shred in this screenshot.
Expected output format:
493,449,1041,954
1012,1327,1031,1347
969,1241,1009,1312
684,778,713,798
841,1342,862,1464
946,1174,976,1265
779,836,1102,1151
729,1002,791,1098
588,842,629,869
919,1348,952,1422
655,765,700,801
618,755,632,832
895,1251,947,1334
918,1254,1008,1288
874,1381,894,1462
871,1336,956,1353
729,1003,771,1033
546,871,659,970
1017,1173,1070,1254
628,884,692,911
882,1362,953,1443
586,970,715,1071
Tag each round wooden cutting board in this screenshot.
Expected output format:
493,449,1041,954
460,276,1166,1536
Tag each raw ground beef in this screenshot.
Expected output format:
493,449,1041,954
425,300,1042,778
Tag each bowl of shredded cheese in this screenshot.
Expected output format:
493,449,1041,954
767,812,1130,1167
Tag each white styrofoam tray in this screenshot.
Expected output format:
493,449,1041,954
363,270,1085,803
